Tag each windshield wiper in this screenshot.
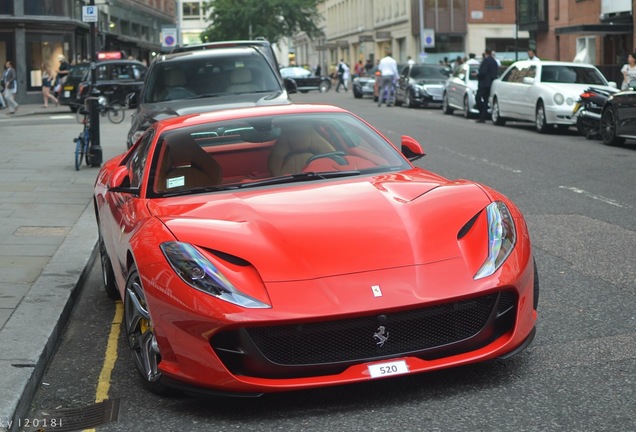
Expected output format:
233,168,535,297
187,93,221,99
238,171,361,188
160,184,239,197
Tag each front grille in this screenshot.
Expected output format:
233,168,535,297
425,87,444,97
211,291,517,378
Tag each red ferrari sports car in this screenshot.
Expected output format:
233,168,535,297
94,103,538,396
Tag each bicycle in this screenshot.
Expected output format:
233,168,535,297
75,91,125,124
73,108,92,171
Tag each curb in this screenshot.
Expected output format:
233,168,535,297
0,203,98,432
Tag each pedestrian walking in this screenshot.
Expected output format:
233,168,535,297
620,52,636,90
54,54,70,97
377,49,398,107
335,59,349,92
2,60,19,114
40,62,59,107
475,48,499,123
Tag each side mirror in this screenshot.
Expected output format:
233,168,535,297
108,165,137,194
522,77,535,85
401,135,425,162
126,91,138,109
285,78,297,94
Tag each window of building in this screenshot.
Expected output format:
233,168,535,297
485,0,503,8
183,1,201,19
24,0,67,15
25,33,71,91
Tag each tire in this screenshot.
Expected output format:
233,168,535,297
74,136,84,171
405,90,416,108
98,227,119,299
600,107,626,146
491,98,506,126
319,81,330,93
535,101,551,133
442,93,454,115
107,104,125,124
124,265,174,395
463,95,472,119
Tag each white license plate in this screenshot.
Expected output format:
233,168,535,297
63,91,70,98
433,96,442,101
367,359,409,379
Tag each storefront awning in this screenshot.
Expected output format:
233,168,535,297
555,23,633,35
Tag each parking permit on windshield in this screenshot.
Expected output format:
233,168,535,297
167,176,185,188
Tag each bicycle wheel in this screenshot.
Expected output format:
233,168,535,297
107,104,125,124
83,131,92,166
74,136,84,170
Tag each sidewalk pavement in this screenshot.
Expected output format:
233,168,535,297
0,104,129,432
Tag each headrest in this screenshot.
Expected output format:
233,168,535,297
230,68,252,84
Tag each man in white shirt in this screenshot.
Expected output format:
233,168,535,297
528,49,540,61
377,50,399,107
465,53,480,65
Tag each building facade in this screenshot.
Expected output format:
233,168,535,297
292,0,529,77
0,0,174,104
519,0,633,84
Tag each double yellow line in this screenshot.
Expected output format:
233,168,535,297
84,300,123,432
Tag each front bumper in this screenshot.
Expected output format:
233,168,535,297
140,249,537,395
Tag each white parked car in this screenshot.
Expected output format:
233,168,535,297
442,62,480,118
489,60,617,133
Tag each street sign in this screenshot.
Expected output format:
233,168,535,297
82,5,98,23
161,26,178,49
422,29,435,48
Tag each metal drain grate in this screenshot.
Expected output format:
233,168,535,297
24,398,120,432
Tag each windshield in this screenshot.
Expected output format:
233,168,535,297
144,52,282,103
541,65,608,85
410,66,448,80
148,112,410,197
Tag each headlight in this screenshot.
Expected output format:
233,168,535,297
474,201,516,280
553,93,564,105
160,242,270,309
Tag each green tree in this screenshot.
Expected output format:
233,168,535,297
201,0,323,43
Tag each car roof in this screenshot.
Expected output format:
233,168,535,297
510,60,598,68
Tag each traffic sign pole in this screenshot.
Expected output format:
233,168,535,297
88,0,102,166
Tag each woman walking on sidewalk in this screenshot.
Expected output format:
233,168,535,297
41,62,59,107
2,60,19,114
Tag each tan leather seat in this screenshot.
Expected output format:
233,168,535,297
157,134,222,193
268,125,336,176
226,68,259,93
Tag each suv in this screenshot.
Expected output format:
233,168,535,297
60,59,147,112
126,40,297,148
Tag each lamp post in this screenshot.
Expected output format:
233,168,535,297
88,0,102,166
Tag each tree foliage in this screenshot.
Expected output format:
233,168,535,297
201,0,323,44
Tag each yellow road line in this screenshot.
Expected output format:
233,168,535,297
84,300,123,432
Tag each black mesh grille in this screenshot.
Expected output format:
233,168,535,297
246,294,497,365
211,291,517,378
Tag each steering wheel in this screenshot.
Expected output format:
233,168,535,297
305,151,347,166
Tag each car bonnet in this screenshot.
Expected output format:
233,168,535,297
148,174,491,282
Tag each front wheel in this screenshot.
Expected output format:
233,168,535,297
535,101,551,133
74,136,84,171
107,104,125,124
319,81,330,93
124,265,173,395
600,107,626,146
